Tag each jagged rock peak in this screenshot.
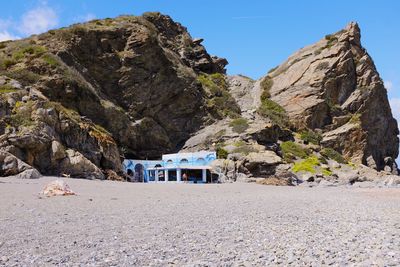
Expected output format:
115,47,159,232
344,21,361,45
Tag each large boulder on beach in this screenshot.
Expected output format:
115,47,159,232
0,151,41,179
59,149,105,180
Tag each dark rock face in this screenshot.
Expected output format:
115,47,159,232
0,13,227,178
39,12,227,159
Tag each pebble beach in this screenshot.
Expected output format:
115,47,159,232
0,177,399,266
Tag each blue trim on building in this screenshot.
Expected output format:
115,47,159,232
123,151,216,183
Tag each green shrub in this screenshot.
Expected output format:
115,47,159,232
198,73,241,119
318,156,328,165
41,53,60,67
314,35,339,56
216,147,228,159
300,130,322,145
280,141,309,161
214,129,226,139
320,148,346,164
232,141,256,155
0,43,6,49
232,145,257,155
198,73,228,94
229,117,249,133
4,69,41,85
260,76,273,100
349,113,361,125
258,98,289,127
257,75,289,127
10,101,35,127
0,84,17,93
347,161,357,169
12,45,46,61
2,58,17,69
325,34,338,47
292,156,320,174
322,169,333,176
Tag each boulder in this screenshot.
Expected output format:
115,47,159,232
335,170,363,184
59,150,105,179
16,169,42,179
51,140,67,161
243,151,282,175
210,159,237,182
249,123,293,145
0,151,41,179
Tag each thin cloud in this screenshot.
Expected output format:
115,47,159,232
18,5,59,36
0,31,19,41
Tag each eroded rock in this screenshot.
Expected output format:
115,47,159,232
0,151,41,179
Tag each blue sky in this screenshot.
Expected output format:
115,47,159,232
1,0,400,122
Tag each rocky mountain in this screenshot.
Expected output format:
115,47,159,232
0,13,398,185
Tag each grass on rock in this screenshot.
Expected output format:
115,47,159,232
257,75,290,127
0,84,17,94
292,156,320,174
300,130,322,145
229,118,249,133
198,73,241,119
216,146,228,159
280,141,309,162
320,148,346,164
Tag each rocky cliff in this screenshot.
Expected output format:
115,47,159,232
182,22,399,185
0,14,398,184
264,22,398,171
0,12,229,179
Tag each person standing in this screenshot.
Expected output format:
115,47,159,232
182,172,188,182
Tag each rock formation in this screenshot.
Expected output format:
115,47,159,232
0,13,398,184
0,13,227,179
182,22,399,184
264,22,398,171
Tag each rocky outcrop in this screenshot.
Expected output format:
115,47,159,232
184,22,398,184
256,22,398,171
38,12,227,159
0,13,227,179
0,151,41,179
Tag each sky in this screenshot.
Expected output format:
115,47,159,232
1,0,400,127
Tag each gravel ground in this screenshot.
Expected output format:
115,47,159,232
0,177,399,266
